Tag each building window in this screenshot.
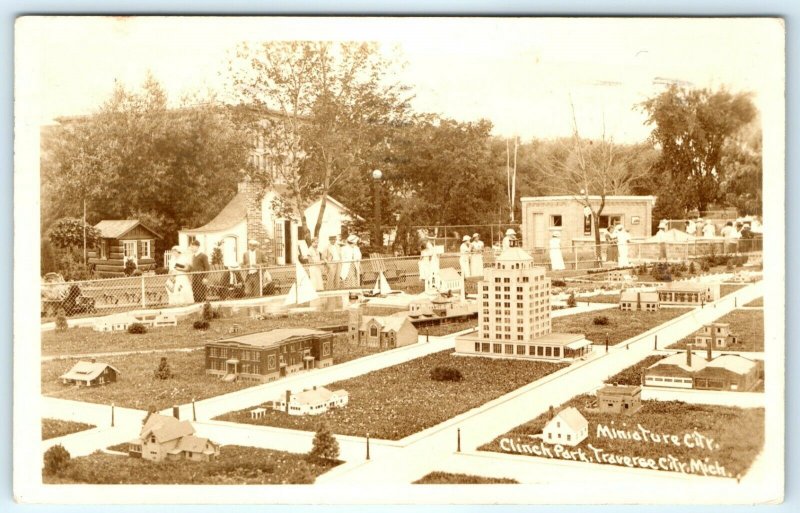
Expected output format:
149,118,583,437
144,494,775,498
322,341,331,356
550,215,563,227
481,343,490,352
493,343,501,353
475,342,481,352
516,345,525,355
370,326,378,337
140,240,151,259
268,355,276,370
504,344,513,354
122,240,138,262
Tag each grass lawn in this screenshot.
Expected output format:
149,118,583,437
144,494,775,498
480,395,764,479
42,419,95,440
745,297,763,307
551,307,691,346
667,309,764,351
578,294,621,304
604,355,666,386
216,350,567,440
413,472,518,484
421,319,477,337
42,310,349,357
720,284,746,297
43,445,338,484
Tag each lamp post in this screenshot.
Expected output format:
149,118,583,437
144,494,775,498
372,169,383,252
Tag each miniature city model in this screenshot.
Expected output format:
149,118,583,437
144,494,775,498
694,323,738,348
596,384,642,414
348,307,418,349
455,245,590,360
205,328,334,382
128,413,219,462
425,267,464,295
642,345,760,392
606,269,635,282
60,359,119,387
656,281,720,305
272,386,349,416
407,293,478,327
619,289,661,311
542,407,588,446
93,310,178,332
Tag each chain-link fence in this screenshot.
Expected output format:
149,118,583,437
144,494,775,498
40,238,762,321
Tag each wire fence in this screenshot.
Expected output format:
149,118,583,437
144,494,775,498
40,238,762,320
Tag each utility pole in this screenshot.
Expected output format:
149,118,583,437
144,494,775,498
83,199,87,265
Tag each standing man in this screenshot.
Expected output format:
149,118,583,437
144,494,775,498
189,240,210,303
459,235,472,279
322,235,342,290
241,239,270,297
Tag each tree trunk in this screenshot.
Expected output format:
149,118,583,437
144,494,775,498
313,194,329,240
593,212,603,261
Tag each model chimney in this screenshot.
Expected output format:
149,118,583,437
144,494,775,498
707,343,713,362
285,390,291,413
686,344,693,367
172,405,180,419
313,385,317,391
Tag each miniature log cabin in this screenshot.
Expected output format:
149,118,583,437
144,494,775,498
89,220,162,277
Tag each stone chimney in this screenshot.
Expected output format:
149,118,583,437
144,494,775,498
285,390,291,413
686,344,693,367
172,405,180,419
238,176,274,263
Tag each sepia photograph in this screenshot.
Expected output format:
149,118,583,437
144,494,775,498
13,16,785,505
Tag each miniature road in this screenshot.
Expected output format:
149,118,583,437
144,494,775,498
315,281,763,485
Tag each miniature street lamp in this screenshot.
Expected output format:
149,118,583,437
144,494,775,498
192,398,197,421
605,333,609,353
111,402,115,427
457,428,462,452
654,334,658,350
366,432,371,460
372,169,383,252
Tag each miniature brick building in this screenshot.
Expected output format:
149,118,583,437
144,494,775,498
542,407,588,446
60,359,119,387
656,282,720,306
619,289,660,311
455,246,590,360
642,345,759,392
596,384,642,414
272,386,349,416
128,413,219,462
205,328,334,382
348,308,418,349
694,323,738,349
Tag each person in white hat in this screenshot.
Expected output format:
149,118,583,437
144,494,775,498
470,233,484,277
502,228,517,250
322,235,342,289
166,245,194,305
549,231,566,271
459,235,472,279
340,234,362,287
615,224,631,267
241,238,271,297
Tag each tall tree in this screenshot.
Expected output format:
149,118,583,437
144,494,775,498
640,85,757,215
720,119,762,215
228,41,411,242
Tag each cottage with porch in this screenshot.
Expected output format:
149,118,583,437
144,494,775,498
60,359,119,387
128,413,219,462
272,386,349,416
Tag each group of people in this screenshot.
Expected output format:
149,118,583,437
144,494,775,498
458,233,486,278
603,224,632,267
165,240,211,306
315,234,363,290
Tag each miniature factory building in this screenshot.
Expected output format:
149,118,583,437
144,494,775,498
619,289,660,311
694,323,738,349
128,413,219,462
93,310,178,332
542,407,588,446
205,328,334,382
272,386,349,416
642,346,760,392
455,246,590,360
596,385,642,414
348,308,418,349
657,282,720,306
60,359,119,387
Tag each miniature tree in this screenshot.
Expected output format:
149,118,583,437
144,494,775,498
127,322,147,334
54,309,68,332
43,444,70,475
688,261,696,274
309,423,339,462
193,320,210,330
430,366,463,382
566,293,577,308
124,258,138,276
154,357,173,380
211,244,224,265
202,301,214,321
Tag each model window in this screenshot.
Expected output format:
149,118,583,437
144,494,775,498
370,326,378,337
516,345,525,355
550,215,563,227
323,342,331,356
505,344,513,354
475,342,481,352
481,343,490,352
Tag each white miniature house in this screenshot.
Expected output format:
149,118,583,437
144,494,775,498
542,407,588,446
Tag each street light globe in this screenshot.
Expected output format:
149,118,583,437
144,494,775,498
372,169,383,180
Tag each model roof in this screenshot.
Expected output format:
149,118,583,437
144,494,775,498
530,333,587,347
215,328,331,348
94,219,161,239
361,315,410,333
705,354,758,374
171,435,216,454
139,414,195,443
598,385,642,396
648,351,709,372
620,289,660,302
496,246,533,263
60,361,120,381
439,267,462,281
657,282,711,292
549,407,588,431
290,386,348,405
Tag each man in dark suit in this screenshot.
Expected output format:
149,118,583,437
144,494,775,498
241,239,272,297
189,239,210,302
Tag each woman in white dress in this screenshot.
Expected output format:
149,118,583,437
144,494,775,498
307,238,325,291
459,235,472,279
470,233,484,277
615,224,631,267
549,232,566,271
339,234,362,287
166,246,194,306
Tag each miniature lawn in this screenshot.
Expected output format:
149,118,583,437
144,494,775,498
720,284,746,297
41,310,349,357
413,472,518,484
577,294,621,304
216,350,567,440
42,419,95,440
480,394,764,479
43,445,339,484
604,355,666,386
667,309,764,352
550,307,691,346
745,297,763,307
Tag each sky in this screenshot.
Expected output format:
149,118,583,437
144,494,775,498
21,16,784,142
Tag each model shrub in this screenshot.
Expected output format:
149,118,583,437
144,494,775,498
688,261,696,274
552,279,567,287
43,444,70,475
202,301,214,321
124,259,138,276
430,366,463,382
154,357,173,380
127,322,147,334
566,293,577,308
55,311,68,332
193,320,210,330
592,315,610,326
309,424,339,462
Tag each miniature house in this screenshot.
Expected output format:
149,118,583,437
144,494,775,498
60,360,119,387
607,269,634,282
348,308,418,349
596,385,642,414
93,310,178,332
694,323,738,349
88,219,162,277
128,413,219,462
657,282,720,306
542,407,588,446
272,386,349,416
205,328,334,382
424,267,464,295
619,289,660,311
